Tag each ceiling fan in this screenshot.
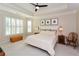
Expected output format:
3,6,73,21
31,3,48,12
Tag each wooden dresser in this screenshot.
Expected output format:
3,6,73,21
10,35,23,43
58,35,65,44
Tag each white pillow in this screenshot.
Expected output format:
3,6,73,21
40,31,56,35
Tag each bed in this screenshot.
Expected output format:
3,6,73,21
25,30,58,56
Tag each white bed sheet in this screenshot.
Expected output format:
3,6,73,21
25,33,57,56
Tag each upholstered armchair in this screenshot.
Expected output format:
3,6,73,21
66,32,78,48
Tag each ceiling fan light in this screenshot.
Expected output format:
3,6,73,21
36,6,39,9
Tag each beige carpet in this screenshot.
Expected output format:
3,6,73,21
0,40,79,56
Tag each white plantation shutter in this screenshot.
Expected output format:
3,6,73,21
5,17,23,35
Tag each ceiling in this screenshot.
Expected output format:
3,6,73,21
0,3,79,18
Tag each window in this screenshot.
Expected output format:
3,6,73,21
27,20,32,32
5,17,23,35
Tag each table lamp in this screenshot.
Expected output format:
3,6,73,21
58,26,63,35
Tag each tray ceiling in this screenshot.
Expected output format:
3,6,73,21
0,3,79,17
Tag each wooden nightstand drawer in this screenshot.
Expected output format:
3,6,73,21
58,35,65,44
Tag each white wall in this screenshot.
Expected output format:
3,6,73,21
76,11,79,33
76,10,79,43
33,12,77,36
58,12,77,35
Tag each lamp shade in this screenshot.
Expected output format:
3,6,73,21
59,26,63,31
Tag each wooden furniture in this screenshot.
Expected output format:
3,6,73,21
66,32,78,48
58,35,65,44
10,35,23,43
0,51,5,56
34,32,39,34
0,47,5,56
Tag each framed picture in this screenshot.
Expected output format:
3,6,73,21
40,19,45,26
46,20,50,25
52,18,58,25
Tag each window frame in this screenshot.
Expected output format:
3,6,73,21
27,20,32,33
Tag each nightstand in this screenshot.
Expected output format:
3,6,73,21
58,35,65,44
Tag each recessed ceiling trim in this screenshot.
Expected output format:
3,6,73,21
0,4,33,18
35,4,68,15
34,10,77,19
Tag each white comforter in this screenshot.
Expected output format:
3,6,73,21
25,33,57,56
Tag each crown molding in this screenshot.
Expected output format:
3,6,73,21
34,10,77,19
0,4,33,18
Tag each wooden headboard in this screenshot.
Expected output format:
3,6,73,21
40,29,57,34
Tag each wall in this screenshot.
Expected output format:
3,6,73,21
76,10,79,43
76,11,79,34
33,11,77,36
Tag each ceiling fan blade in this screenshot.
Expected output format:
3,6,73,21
38,5,48,7
37,3,38,5
30,3,48,12
30,3,36,6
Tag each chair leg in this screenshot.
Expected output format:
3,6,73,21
73,43,76,49
76,41,78,46
66,42,69,46
69,42,70,45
